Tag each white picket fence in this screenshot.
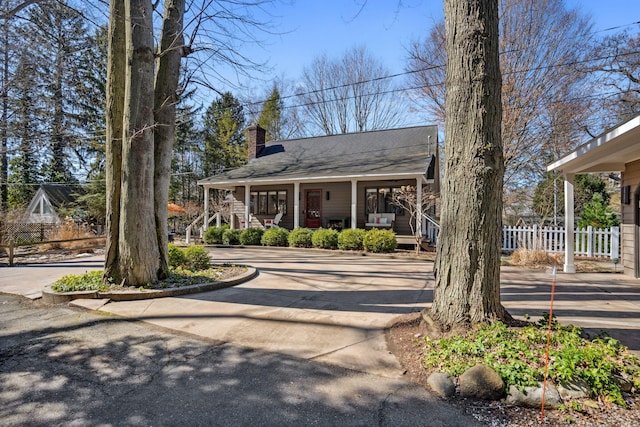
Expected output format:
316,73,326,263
502,225,620,260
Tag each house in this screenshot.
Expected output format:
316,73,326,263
197,124,439,239
23,184,80,224
547,114,640,277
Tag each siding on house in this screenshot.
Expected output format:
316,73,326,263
228,178,436,236
621,159,640,276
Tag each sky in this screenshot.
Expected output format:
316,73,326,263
219,0,640,93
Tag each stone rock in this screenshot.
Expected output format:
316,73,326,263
558,377,591,400
506,383,563,409
427,372,456,398
613,375,633,393
459,364,505,400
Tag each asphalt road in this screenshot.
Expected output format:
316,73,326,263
0,293,482,427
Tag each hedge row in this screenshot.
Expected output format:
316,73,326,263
204,226,397,253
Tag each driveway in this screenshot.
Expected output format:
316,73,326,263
78,247,434,378
2,247,640,369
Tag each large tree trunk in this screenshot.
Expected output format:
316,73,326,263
105,0,186,286
431,0,506,328
117,0,159,285
153,0,185,279
104,0,125,283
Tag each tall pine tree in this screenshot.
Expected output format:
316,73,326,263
257,85,283,141
202,92,246,177
20,0,91,183
7,57,41,207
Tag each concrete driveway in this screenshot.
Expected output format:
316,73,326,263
3,247,640,371
76,247,434,378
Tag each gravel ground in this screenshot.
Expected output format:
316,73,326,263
386,313,640,426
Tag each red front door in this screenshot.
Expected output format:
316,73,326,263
305,189,322,228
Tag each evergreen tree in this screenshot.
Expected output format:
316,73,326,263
533,173,612,223
171,102,202,205
0,0,21,211
76,25,108,178
75,171,106,224
578,193,620,229
7,57,41,207
202,92,246,177
19,0,91,183
257,85,283,141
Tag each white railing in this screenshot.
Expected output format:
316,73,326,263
185,212,221,244
502,225,620,260
422,213,440,244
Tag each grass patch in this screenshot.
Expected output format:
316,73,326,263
419,316,640,406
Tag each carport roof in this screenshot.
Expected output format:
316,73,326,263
198,125,438,188
547,115,640,174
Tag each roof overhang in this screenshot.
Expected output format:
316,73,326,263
547,115,640,174
198,171,432,190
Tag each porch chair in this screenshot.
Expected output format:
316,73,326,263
266,212,283,228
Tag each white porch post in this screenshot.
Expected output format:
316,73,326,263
416,178,423,238
294,182,300,229
351,179,357,229
244,184,251,229
230,198,236,229
203,186,210,232
564,172,576,273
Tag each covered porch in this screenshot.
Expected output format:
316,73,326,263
547,115,640,276
197,174,436,242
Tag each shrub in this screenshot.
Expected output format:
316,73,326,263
511,248,554,267
239,227,264,245
420,319,640,406
288,228,314,248
261,228,290,246
363,228,397,253
311,228,339,249
203,225,229,244
51,270,111,292
167,243,187,268
337,228,366,250
222,228,241,245
182,245,210,270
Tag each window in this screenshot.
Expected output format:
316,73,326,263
365,187,404,215
250,190,287,215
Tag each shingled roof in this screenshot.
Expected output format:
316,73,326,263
199,125,438,187
39,184,81,208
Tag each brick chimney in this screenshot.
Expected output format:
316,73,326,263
247,124,266,161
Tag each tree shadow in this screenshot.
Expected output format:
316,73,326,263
500,275,640,351
0,297,480,426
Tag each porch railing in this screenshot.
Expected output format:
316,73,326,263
185,212,221,244
422,213,440,244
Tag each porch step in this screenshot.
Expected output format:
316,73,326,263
397,235,435,251
420,240,435,252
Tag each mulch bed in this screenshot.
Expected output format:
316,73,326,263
385,312,640,427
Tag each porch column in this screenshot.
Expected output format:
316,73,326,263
564,172,576,273
244,184,251,229
230,198,235,229
416,178,423,238
203,186,210,231
294,182,300,229
351,179,357,229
